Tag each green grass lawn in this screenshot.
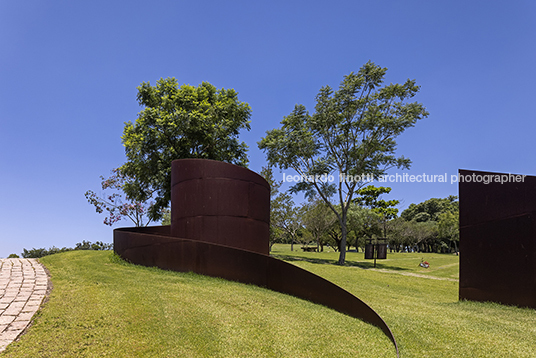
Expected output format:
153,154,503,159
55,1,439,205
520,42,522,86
3,246,536,357
272,244,536,357
1,250,393,358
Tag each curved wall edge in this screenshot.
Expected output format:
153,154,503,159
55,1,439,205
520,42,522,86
171,159,270,255
114,227,399,357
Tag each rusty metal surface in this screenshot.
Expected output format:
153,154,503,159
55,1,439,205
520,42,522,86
459,169,536,309
114,228,398,355
171,159,270,255
114,159,399,356
365,239,387,260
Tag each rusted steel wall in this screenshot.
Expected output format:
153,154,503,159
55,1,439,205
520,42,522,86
171,159,270,255
114,228,398,355
459,169,536,309
114,159,399,356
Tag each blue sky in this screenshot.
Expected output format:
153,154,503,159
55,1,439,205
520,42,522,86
1,1,535,258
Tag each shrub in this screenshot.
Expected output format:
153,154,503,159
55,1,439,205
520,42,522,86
21,241,113,258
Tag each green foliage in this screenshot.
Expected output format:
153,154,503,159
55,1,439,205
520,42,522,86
121,78,252,221
394,196,459,253
354,186,399,220
160,208,171,226
438,211,459,252
301,196,337,251
7,253,20,258
400,195,458,222
259,62,428,264
388,218,440,252
74,240,113,251
354,185,399,238
346,204,382,249
22,247,72,258
21,241,112,258
85,168,156,227
260,166,303,250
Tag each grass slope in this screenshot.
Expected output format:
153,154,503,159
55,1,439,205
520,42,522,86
3,246,536,357
1,250,393,358
272,245,536,357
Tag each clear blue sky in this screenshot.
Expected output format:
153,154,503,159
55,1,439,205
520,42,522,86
1,1,535,258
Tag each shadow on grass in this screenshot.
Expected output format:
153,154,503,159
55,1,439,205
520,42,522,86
271,254,410,271
439,299,535,312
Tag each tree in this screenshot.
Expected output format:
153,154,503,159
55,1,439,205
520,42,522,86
438,211,459,253
400,195,458,222
121,78,252,221
346,204,382,251
258,62,428,264
160,209,171,226
302,196,336,251
85,168,156,227
260,166,285,249
274,193,302,251
354,185,399,238
398,196,459,252
260,166,304,251
75,240,113,251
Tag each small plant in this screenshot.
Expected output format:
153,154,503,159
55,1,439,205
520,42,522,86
8,253,19,258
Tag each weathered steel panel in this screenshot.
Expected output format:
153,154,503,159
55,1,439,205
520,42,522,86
114,159,399,356
114,228,398,354
170,159,270,255
459,169,536,309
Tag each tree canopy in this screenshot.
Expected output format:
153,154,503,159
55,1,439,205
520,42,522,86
388,196,459,253
258,61,428,264
121,78,252,220
400,195,458,222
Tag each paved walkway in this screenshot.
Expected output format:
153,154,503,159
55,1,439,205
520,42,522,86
0,258,49,353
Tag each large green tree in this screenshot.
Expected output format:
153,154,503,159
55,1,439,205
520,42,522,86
400,195,458,222
258,62,428,264
354,185,399,238
121,78,252,220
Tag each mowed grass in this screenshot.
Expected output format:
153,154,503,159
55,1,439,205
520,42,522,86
1,250,393,358
272,244,536,357
272,245,460,280
3,246,536,357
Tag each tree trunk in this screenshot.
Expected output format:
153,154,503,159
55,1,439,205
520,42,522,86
337,217,348,265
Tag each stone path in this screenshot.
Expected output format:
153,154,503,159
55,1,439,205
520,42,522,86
0,258,49,353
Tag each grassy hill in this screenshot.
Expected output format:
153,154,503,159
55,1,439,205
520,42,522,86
2,250,392,357
2,246,535,357
272,245,536,357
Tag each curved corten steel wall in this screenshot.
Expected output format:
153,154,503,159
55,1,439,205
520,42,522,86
114,159,398,356
114,228,398,355
171,159,270,255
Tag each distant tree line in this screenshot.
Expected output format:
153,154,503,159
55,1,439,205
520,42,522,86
19,241,113,259
262,169,459,255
